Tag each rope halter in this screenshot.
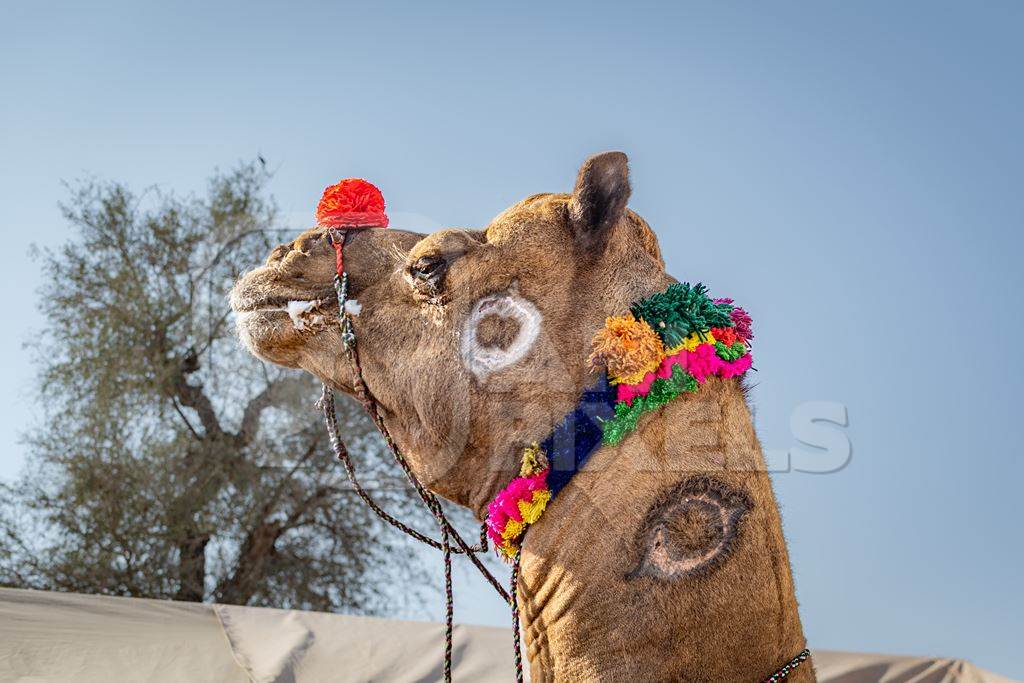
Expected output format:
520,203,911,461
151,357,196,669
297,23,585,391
313,178,518,683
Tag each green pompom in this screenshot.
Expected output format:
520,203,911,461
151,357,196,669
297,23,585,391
679,368,699,393
631,283,734,347
602,367,699,445
715,340,748,361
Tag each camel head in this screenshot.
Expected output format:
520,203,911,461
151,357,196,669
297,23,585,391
231,152,670,515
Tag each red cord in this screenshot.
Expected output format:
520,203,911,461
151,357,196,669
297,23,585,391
332,240,345,277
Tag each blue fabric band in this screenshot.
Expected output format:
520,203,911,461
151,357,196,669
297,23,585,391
542,373,617,499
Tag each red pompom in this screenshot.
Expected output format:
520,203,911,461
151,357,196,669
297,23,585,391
316,178,389,228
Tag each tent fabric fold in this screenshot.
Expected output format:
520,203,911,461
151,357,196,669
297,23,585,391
0,588,1015,682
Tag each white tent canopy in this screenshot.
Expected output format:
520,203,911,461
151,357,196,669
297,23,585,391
0,588,1015,682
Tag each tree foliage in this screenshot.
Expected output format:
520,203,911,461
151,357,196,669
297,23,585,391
0,163,430,613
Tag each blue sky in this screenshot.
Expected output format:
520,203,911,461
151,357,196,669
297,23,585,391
2,1,1022,677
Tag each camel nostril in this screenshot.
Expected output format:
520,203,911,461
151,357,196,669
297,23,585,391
267,244,290,264
295,235,321,253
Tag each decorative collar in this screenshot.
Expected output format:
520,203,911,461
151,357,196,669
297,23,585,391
485,282,754,558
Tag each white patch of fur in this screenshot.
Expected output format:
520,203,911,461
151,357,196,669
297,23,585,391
460,290,541,381
344,299,362,316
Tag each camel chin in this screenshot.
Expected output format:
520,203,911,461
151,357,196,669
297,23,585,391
232,308,301,368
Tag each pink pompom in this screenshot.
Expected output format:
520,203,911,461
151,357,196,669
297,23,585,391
719,353,752,378
686,344,723,382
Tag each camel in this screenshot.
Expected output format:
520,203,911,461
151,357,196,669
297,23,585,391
231,152,813,682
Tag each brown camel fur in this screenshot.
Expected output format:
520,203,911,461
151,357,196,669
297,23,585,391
231,152,814,682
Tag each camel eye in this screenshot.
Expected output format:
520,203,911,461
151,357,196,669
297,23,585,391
411,256,445,280
628,478,751,582
406,255,449,299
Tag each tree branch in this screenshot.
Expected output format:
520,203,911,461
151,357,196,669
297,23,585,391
234,375,308,447
259,432,322,515
213,428,328,605
171,398,203,441
171,354,225,440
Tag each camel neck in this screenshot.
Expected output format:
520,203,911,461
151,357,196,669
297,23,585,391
516,381,812,682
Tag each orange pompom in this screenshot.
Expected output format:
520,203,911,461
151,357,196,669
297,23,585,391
316,178,389,228
589,314,665,385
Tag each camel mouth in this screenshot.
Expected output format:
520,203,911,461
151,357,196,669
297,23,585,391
233,295,331,316
231,289,337,315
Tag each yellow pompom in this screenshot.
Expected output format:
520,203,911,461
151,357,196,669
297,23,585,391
519,443,549,477
518,489,551,524
502,519,525,541
589,314,665,385
681,330,715,351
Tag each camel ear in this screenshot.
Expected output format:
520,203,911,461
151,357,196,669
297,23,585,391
568,151,631,249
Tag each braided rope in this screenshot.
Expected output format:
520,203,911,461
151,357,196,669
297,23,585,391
322,238,515,681
760,648,811,683
442,523,454,682
338,340,511,600
510,550,524,683
319,388,459,549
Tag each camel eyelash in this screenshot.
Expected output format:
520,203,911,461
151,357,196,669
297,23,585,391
387,242,410,265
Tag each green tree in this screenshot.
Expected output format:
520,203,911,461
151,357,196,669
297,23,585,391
0,162,427,613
